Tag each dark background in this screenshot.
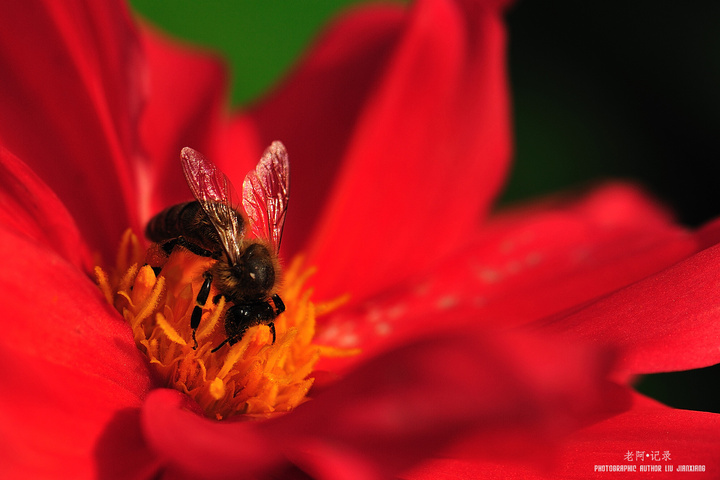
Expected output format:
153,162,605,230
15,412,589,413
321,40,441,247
129,0,720,413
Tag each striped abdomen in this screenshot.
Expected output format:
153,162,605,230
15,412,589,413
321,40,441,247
145,201,222,256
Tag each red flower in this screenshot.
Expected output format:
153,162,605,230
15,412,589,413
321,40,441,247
0,1,718,480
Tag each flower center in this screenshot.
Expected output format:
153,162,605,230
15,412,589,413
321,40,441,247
95,229,354,420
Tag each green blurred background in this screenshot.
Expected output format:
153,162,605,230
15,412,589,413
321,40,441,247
129,0,720,413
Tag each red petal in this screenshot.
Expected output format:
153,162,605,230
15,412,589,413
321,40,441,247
0,352,159,480
235,4,405,259
0,227,154,400
141,389,284,479
0,229,157,477
139,26,229,221
404,393,720,479
695,216,720,250
0,1,145,261
305,0,511,302
315,183,695,369
548,394,720,478
0,146,92,271
239,0,510,303
536,239,720,377
143,329,628,478
274,330,628,478
468,183,695,326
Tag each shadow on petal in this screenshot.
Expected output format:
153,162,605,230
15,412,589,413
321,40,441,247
94,408,162,480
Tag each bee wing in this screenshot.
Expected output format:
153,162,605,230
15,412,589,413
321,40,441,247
180,147,244,264
242,141,290,253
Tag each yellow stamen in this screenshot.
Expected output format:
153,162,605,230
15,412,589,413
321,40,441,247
316,293,351,316
156,312,187,346
209,377,225,400
197,295,225,342
93,266,113,305
95,229,357,419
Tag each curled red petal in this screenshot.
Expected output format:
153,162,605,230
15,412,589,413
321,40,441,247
0,146,92,271
0,0,145,261
535,239,720,377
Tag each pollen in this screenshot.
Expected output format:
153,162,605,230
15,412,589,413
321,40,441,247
95,229,354,420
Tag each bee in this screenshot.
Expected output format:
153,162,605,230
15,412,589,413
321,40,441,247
145,142,289,352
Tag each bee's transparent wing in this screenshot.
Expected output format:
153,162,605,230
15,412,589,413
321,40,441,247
242,141,289,253
180,147,244,264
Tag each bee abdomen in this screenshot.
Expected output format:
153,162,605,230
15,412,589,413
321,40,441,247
145,201,200,243
145,201,227,258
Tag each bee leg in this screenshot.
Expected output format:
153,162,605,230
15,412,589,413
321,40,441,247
175,236,214,258
266,295,282,345
190,308,201,349
210,336,232,353
268,322,276,344
160,238,179,255
210,326,248,353
271,294,285,314
191,272,213,349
